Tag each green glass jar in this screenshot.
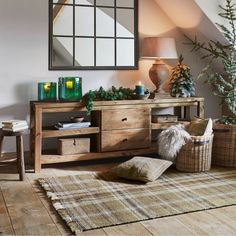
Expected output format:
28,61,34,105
58,77,82,101
38,82,57,101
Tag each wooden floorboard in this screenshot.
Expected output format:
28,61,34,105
0,158,235,236
141,216,195,235
0,167,61,235
103,222,154,236
207,207,236,230
0,188,15,235
1,183,61,235
175,210,236,236
26,170,73,235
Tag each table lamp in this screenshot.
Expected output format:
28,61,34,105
141,37,178,98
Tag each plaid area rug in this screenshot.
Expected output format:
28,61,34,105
39,168,236,234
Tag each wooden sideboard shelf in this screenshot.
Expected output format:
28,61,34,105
151,121,190,130
42,127,100,138
40,146,160,165
30,97,204,172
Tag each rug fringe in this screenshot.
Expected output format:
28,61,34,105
54,202,65,210
38,179,60,200
38,178,84,234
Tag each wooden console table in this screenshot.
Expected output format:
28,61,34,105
30,97,204,172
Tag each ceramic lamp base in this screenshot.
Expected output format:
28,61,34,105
149,59,170,93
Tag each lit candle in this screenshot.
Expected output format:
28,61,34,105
135,81,145,95
66,80,73,89
44,83,51,93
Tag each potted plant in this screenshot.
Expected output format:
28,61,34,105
185,0,236,167
169,54,195,98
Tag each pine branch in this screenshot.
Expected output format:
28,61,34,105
219,0,236,44
184,35,228,60
217,74,233,90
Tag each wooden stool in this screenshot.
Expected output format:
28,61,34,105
0,129,29,181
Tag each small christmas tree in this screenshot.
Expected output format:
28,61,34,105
170,54,195,98
184,0,236,124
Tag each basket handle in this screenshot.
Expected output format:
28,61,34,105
193,140,209,145
213,128,230,133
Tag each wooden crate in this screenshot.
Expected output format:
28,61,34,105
58,138,90,155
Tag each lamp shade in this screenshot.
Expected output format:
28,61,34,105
141,37,178,59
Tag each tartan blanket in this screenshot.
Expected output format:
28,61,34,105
39,168,236,234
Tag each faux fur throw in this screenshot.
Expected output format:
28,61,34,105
158,124,191,162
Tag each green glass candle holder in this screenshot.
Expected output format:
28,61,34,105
38,82,57,101
58,77,82,101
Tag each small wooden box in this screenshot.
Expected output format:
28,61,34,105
152,114,178,123
58,138,90,155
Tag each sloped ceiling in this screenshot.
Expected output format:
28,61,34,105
155,0,227,43
154,0,232,74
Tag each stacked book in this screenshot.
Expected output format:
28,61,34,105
2,120,28,132
55,121,91,130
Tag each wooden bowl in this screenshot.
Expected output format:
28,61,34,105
70,117,84,123
132,93,150,100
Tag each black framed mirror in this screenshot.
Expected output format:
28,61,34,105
49,0,138,70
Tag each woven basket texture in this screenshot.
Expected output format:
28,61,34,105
176,134,214,172
212,123,236,167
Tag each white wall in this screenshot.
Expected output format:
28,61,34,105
156,0,224,117
0,0,221,152
195,0,235,29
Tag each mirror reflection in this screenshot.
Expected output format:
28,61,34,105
96,8,114,37
97,0,114,6
49,0,138,69
117,0,134,8
53,5,73,35
52,37,73,67
117,39,134,66
75,0,94,5
117,9,134,37
75,7,94,36
97,39,115,66
53,0,73,3
75,38,94,66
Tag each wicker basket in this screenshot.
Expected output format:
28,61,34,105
176,134,214,172
212,123,236,167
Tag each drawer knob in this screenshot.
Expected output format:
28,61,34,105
122,118,127,122
122,138,128,142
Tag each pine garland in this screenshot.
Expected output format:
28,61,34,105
83,86,134,114
170,55,195,98
184,0,236,124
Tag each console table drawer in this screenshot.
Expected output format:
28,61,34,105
101,108,150,130
101,129,150,152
